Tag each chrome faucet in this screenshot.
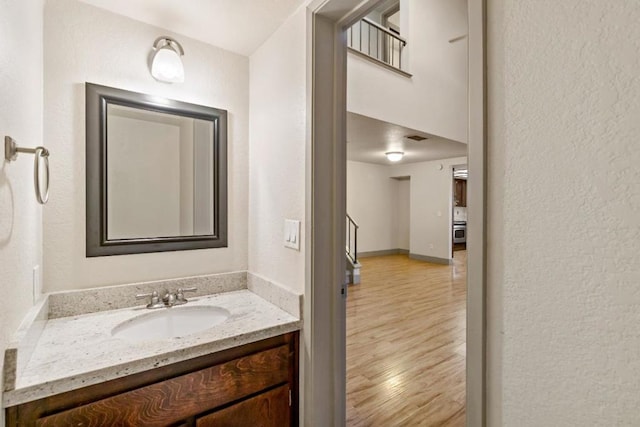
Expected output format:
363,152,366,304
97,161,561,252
136,287,197,309
174,287,197,305
163,291,177,307
135,290,165,309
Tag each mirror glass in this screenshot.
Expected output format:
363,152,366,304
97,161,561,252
86,83,227,257
106,104,214,239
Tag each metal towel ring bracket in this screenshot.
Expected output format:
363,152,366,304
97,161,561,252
4,136,50,204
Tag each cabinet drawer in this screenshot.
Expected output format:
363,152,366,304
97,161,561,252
197,385,290,427
35,345,290,427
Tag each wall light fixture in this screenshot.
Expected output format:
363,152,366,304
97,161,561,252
150,37,185,83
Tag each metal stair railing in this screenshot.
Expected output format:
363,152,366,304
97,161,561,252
346,213,359,264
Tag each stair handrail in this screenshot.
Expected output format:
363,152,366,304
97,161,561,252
346,213,359,229
346,214,359,264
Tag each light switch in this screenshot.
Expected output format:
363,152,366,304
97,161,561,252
284,219,301,250
284,222,291,242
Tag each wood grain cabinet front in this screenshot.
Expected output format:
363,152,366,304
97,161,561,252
6,332,299,427
196,385,291,427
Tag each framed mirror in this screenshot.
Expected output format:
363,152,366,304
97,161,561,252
86,83,227,256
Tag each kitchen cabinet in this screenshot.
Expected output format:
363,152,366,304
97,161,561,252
6,332,299,427
454,179,467,207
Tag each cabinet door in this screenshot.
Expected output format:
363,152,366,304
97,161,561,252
455,179,467,207
461,179,467,207
197,385,290,427
34,345,290,427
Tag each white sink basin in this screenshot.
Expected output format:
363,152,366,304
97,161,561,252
112,306,230,341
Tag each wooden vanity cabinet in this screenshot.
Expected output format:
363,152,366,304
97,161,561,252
196,385,290,426
6,332,299,427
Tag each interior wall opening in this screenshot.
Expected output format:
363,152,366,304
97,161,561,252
343,0,469,423
308,0,484,423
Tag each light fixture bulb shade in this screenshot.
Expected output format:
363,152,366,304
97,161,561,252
151,47,184,83
385,151,404,162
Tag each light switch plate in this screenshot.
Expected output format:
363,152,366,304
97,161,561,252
284,219,301,250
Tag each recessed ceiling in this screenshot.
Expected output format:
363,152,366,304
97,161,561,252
347,112,467,165
78,0,307,56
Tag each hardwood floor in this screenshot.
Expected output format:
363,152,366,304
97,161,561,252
346,251,466,426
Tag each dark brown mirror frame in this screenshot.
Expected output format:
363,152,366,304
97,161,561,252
85,83,228,257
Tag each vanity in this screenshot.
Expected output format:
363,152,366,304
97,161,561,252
3,274,301,426
2,82,304,425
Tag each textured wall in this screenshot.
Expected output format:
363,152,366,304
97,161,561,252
43,0,249,291
0,0,43,422
486,0,640,425
347,0,468,143
248,6,307,293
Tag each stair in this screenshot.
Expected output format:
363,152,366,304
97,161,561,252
346,255,361,285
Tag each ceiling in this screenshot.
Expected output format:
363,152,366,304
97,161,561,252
347,112,467,165
78,0,307,56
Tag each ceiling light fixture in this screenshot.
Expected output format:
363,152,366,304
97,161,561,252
150,36,185,83
385,151,404,162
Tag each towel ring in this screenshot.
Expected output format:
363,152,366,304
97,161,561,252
4,136,51,205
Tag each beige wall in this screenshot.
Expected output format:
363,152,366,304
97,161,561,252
43,0,249,291
346,161,402,253
390,157,467,260
347,157,465,259
248,6,307,294
395,179,410,250
0,0,43,422
486,0,640,425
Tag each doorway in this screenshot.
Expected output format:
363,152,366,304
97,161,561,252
346,160,469,423
306,0,485,425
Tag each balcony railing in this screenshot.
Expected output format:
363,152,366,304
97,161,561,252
347,17,407,71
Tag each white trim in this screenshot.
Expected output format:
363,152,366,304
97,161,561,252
466,0,487,425
305,4,348,425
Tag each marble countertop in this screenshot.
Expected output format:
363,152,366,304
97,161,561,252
3,290,300,407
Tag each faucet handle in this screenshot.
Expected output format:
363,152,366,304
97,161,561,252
136,290,164,309
135,290,156,300
175,287,197,304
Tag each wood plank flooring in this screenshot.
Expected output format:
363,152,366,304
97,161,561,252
346,251,467,426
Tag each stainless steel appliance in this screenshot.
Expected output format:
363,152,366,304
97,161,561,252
453,221,467,244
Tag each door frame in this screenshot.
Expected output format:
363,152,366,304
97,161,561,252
306,0,487,425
